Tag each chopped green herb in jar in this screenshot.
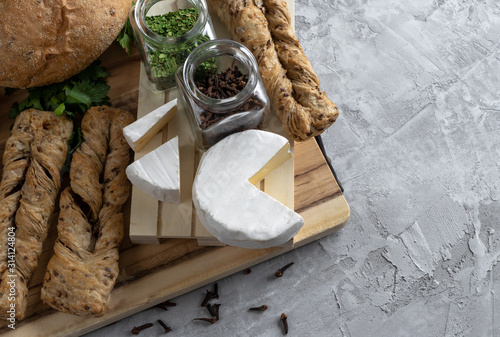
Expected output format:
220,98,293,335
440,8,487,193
144,7,216,90
146,8,198,37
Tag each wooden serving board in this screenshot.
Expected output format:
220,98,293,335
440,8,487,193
0,1,349,336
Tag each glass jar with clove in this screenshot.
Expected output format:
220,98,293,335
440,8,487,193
176,39,270,151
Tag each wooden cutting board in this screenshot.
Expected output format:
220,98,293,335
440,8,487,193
0,2,349,336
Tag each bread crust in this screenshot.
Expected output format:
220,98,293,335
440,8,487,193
207,0,339,140
0,0,131,89
41,106,134,316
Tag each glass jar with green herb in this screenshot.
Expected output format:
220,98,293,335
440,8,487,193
130,0,216,91
176,39,270,151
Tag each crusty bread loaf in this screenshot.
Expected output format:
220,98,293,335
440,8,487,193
0,0,131,89
41,106,134,316
0,109,73,320
207,0,339,140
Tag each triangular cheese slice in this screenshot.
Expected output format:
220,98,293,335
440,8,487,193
126,136,180,203
123,98,177,152
192,130,304,249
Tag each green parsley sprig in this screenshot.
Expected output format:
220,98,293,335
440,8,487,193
6,61,112,172
117,2,135,55
8,61,111,120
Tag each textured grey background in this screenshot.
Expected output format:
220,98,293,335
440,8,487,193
86,0,500,336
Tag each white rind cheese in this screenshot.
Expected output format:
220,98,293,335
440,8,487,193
126,136,180,203
123,98,177,151
192,130,304,249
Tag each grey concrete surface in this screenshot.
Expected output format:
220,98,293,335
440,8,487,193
86,0,500,336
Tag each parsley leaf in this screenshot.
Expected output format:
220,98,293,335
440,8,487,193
64,80,110,108
7,61,111,120
117,2,135,55
6,61,112,169
54,103,66,117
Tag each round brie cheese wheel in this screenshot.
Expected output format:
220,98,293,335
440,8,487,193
192,130,304,249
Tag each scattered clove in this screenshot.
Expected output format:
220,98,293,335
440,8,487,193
200,283,219,307
249,305,268,311
280,313,289,335
155,303,169,311
131,323,154,335
275,262,294,277
156,299,177,311
205,303,221,320
193,317,217,324
243,268,252,275
157,319,172,334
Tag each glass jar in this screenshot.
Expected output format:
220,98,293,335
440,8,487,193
129,0,216,91
176,39,270,151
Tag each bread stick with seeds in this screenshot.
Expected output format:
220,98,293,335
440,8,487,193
207,0,339,140
41,106,134,316
0,109,73,320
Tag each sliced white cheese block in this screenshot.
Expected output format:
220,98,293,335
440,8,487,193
192,130,304,249
126,136,180,203
123,98,177,152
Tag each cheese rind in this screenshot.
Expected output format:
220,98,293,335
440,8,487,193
126,136,180,203
192,130,304,249
123,98,177,152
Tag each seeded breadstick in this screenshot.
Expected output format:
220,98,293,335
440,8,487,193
207,0,339,140
41,106,134,316
0,109,72,320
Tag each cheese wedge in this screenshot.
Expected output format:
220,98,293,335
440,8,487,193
126,136,180,203
123,98,177,152
192,130,304,249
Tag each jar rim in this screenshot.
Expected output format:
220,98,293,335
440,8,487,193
182,39,259,112
133,0,208,43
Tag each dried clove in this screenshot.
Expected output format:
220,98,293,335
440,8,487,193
243,268,252,274
280,313,289,335
249,305,268,311
155,303,169,311
275,262,294,277
205,303,221,320
193,317,217,324
157,319,172,334
156,299,177,310
131,323,154,335
195,65,264,130
200,283,219,307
